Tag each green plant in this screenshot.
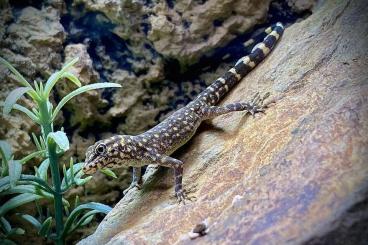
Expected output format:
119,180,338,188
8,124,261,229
0,57,121,244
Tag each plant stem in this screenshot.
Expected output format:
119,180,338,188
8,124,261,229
48,141,64,245
40,100,64,245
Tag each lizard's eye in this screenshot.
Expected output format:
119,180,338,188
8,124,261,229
95,144,106,155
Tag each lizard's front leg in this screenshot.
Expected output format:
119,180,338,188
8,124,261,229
123,167,142,195
145,152,188,203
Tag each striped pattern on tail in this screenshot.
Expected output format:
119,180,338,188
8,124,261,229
195,22,284,106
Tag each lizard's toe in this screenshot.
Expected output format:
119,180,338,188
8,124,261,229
123,182,141,195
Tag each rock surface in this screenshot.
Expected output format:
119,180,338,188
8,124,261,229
78,0,368,244
76,0,270,64
0,4,66,156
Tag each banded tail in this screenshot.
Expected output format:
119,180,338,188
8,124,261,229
195,22,284,106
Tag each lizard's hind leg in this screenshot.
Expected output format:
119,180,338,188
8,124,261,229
201,92,270,120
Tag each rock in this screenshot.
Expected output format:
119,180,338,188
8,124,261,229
75,0,271,64
0,5,66,156
78,0,368,244
56,43,106,128
287,0,317,13
1,6,65,78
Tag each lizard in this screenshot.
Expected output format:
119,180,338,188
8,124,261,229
83,22,284,203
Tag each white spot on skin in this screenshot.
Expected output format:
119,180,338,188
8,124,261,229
215,92,220,98
138,142,143,147
173,127,178,131
154,134,160,138
142,138,148,143
224,85,229,92
209,87,215,92
249,61,256,68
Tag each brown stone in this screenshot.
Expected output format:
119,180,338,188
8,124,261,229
78,0,368,244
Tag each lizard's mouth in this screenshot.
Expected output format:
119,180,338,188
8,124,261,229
82,159,102,175
82,165,97,175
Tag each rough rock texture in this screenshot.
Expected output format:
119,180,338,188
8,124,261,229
57,43,104,128
79,0,368,244
287,0,317,13
75,0,271,64
0,4,66,156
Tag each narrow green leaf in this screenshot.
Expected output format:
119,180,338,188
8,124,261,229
51,83,121,121
43,57,79,97
0,57,32,88
100,168,117,178
19,150,46,164
9,160,22,187
63,164,68,187
38,217,52,237
3,87,32,115
74,195,80,209
33,80,40,94
31,133,42,151
19,174,54,194
39,81,44,95
38,159,49,180
0,193,43,216
18,214,41,231
80,214,95,226
75,176,92,186
0,140,12,160
0,217,11,233
61,71,82,87
70,158,74,181
9,227,25,235
63,202,112,236
0,141,12,176
0,176,10,192
1,185,36,196
11,104,40,123
47,131,69,152
61,162,84,189
40,135,46,150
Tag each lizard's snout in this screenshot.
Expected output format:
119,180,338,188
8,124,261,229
82,164,97,175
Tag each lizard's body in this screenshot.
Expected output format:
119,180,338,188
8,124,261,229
83,23,284,202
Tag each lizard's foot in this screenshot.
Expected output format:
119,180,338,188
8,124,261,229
247,92,270,116
175,188,197,205
123,181,141,195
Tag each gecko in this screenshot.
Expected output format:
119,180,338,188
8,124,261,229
83,22,284,203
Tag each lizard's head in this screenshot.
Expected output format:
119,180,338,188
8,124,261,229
83,135,134,174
